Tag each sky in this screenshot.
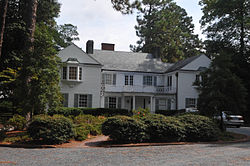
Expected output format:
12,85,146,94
56,0,204,52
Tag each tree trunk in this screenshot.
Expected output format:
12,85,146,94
23,0,38,120
24,0,38,51
0,0,8,58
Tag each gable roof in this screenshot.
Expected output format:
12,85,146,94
91,50,172,73
58,44,101,65
166,54,203,72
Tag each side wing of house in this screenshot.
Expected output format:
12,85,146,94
58,44,102,108
177,54,211,110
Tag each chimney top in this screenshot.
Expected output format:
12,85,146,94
101,43,115,51
86,40,94,54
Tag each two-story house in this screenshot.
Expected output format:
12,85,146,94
58,40,211,112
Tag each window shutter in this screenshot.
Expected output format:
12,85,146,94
104,97,109,108
118,97,121,109
74,94,78,107
167,99,171,110
87,94,92,108
113,74,116,85
64,94,69,107
154,76,157,86
155,99,159,111
143,76,146,85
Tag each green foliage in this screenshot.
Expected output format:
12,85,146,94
0,130,6,141
6,114,27,130
197,53,247,117
49,107,132,117
131,0,201,62
178,114,220,142
155,109,186,116
73,125,89,141
27,115,74,144
141,114,185,142
132,108,150,119
102,116,147,143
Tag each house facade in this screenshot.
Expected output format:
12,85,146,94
58,41,211,112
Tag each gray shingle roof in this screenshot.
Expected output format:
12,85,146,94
166,54,202,72
58,44,101,65
90,50,172,73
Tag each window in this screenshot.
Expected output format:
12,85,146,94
104,96,121,108
74,94,92,108
130,75,133,85
102,73,116,85
143,76,152,86
79,67,82,80
62,67,67,79
125,75,133,85
109,97,117,108
62,93,68,107
185,98,197,108
167,76,172,87
125,75,129,85
79,94,88,107
158,99,166,110
69,67,77,80
195,75,200,82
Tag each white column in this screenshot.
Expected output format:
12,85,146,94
133,95,136,110
150,96,153,113
76,66,79,81
121,95,125,109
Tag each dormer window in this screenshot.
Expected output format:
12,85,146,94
61,59,82,82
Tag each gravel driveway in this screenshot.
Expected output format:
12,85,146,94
1,141,250,166
1,127,250,166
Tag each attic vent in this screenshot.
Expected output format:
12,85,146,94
101,43,115,51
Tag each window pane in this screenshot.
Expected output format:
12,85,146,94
185,98,196,108
79,94,88,107
143,76,152,86
130,76,133,85
69,67,77,80
125,75,128,85
105,74,112,84
109,97,116,108
167,76,172,87
62,67,67,79
79,67,82,80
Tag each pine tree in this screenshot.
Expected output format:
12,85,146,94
131,0,202,62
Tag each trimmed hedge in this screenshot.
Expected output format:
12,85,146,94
48,107,132,117
155,109,186,116
178,114,220,142
141,114,185,142
102,116,147,143
27,115,74,144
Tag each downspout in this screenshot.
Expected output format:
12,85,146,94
175,72,178,110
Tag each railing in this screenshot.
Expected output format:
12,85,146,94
103,84,176,94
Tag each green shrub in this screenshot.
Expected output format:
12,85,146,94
178,114,220,142
7,114,27,130
27,114,74,144
0,130,6,141
73,125,89,141
102,116,147,143
132,108,150,119
48,107,132,117
141,114,185,142
155,109,186,116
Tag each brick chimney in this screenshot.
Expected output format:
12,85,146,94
101,43,115,51
86,40,94,54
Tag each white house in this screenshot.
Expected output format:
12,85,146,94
58,41,211,112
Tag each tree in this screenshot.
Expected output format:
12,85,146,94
131,0,202,62
111,0,141,14
0,0,8,58
197,52,247,130
199,0,250,122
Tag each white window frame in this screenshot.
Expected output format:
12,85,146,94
79,94,88,108
185,98,197,108
125,75,133,85
167,75,172,87
143,75,153,86
102,73,116,85
108,97,117,108
61,65,83,82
